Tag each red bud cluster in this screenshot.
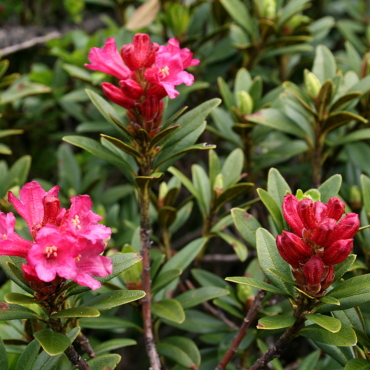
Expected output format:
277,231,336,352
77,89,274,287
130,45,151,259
277,194,359,297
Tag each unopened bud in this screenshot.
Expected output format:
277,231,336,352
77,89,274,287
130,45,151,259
304,70,322,98
101,82,136,109
302,255,325,286
322,239,353,265
237,283,254,303
236,91,254,115
261,0,276,19
349,185,362,210
331,213,360,242
297,198,317,230
326,197,345,221
213,174,224,196
119,79,144,99
283,194,305,237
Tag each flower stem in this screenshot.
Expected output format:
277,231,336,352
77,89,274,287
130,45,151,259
76,332,96,358
139,185,161,370
215,290,266,370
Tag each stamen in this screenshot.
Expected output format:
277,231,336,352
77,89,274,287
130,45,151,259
74,254,81,262
3,234,7,240
159,66,170,78
44,246,58,258
71,215,82,230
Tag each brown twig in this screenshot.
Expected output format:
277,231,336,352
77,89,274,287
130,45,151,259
139,186,161,370
215,290,266,370
64,345,92,370
185,280,239,330
249,301,313,370
76,332,96,358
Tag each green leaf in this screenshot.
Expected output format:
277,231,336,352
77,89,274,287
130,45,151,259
0,303,42,320
62,64,91,81
318,296,340,305
79,316,142,331
297,350,320,370
276,0,310,28
267,168,291,211
333,308,364,332
330,129,370,147
313,341,355,367
257,189,284,232
327,275,370,299
0,258,33,294
257,315,295,330
87,354,121,370
330,92,362,112
349,75,370,95
4,293,36,305
192,164,211,216
176,287,229,309
300,323,357,347
0,337,8,370
323,111,367,133
0,80,50,105
226,276,286,295
220,0,254,39
305,314,341,333
362,174,370,215
214,183,254,212
152,299,185,323
136,173,164,191
158,337,200,369
50,307,100,318
15,340,40,370
231,208,261,248
95,339,136,356
221,149,244,189
334,254,356,282
317,174,342,202
81,290,145,311
62,135,135,184
100,134,141,159
152,268,182,294
256,228,295,297
267,268,295,285
6,155,31,191
312,45,336,84
159,237,207,276
317,80,334,119
345,359,370,370
33,330,71,356
216,231,248,261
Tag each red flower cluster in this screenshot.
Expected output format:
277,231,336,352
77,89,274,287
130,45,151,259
0,182,112,297
277,194,360,297
85,34,199,137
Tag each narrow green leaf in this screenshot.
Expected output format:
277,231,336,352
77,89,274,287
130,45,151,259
216,231,248,261
87,354,121,370
4,293,36,305
15,340,40,370
331,128,370,147
323,111,367,133
312,45,336,84
334,254,356,282
231,208,262,248
0,303,42,320
0,337,8,370
297,350,320,370
327,275,370,299
276,0,310,28
33,330,70,356
214,183,254,212
361,174,370,215
257,315,295,330
152,299,185,323
330,92,362,112
267,168,291,211
81,290,145,311
149,125,180,148
305,314,341,333
100,134,141,159
226,276,286,295
221,148,244,189
267,268,295,285
256,228,295,297
317,174,342,202
0,258,33,294
313,341,355,366
345,359,370,370
300,323,357,347
257,189,284,232
318,296,340,305
157,342,196,369
152,268,182,294
50,307,100,318
79,316,142,331
192,164,211,216
176,287,229,309
95,339,136,356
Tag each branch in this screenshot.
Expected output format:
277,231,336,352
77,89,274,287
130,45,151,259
185,280,239,331
76,332,96,358
64,345,92,370
215,290,266,370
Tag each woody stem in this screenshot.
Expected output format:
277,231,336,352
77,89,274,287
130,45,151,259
139,184,161,370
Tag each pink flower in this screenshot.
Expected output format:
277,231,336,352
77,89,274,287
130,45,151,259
0,212,32,258
8,181,60,239
85,38,131,80
26,227,77,282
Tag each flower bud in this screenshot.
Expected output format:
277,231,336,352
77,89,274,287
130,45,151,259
261,0,276,19
119,79,144,99
236,91,254,115
302,255,325,286
140,97,163,122
42,195,60,227
276,231,312,268
326,197,345,221
322,239,353,265
310,218,336,246
297,198,317,230
304,70,322,98
283,194,305,237
331,213,360,242
147,84,168,99
321,265,334,290
313,201,327,223
213,174,224,196
101,83,136,109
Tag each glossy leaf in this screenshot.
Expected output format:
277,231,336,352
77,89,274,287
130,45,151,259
100,134,141,159
317,174,342,202
226,276,286,295
33,330,71,356
216,231,248,261
14,340,40,370
257,189,284,232
221,0,254,37
231,208,262,248
152,299,185,323
323,111,367,133
214,183,254,212
330,92,362,112
81,290,145,311
87,354,121,370
300,323,357,347
221,148,244,189
317,80,334,119
79,316,142,331
50,307,100,318
276,0,310,28
313,341,354,367
256,228,295,297
257,315,295,330
4,293,37,305
305,314,341,333
312,45,336,83
296,350,320,370
0,303,42,320
176,287,229,309
0,258,34,294
192,164,211,216
152,268,182,294
95,339,136,356
318,296,340,305
344,359,370,370
334,254,356,282
267,168,291,211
